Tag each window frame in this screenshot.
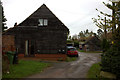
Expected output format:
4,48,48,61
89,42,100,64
38,19,48,26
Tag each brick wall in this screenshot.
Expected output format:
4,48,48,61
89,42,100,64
18,54,67,61
2,35,15,52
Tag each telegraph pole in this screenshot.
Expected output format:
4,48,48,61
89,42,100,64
118,2,120,28
111,0,120,32
112,2,116,33
104,17,107,39
0,1,2,79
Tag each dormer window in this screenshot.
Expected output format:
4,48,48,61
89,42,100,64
38,19,48,26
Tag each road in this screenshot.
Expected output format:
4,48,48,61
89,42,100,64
27,52,101,78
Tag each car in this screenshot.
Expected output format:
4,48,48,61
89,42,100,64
67,46,78,57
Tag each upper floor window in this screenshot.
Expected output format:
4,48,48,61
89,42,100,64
38,19,43,26
38,19,48,26
44,19,48,26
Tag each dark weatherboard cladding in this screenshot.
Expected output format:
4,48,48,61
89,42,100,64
3,4,69,56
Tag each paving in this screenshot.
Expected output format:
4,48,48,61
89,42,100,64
27,52,102,78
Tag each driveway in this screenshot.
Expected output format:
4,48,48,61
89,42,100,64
27,52,102,78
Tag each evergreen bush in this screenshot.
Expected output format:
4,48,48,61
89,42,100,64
101,28,120,78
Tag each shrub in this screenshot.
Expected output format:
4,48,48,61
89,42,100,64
101,28,120,79
101,39,110,52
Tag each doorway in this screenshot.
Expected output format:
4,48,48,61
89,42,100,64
25,40,35,56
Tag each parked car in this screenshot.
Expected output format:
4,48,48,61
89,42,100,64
67,46,78,57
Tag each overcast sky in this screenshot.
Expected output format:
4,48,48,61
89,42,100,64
2,0,111,36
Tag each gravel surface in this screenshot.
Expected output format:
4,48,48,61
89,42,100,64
27,52,102,78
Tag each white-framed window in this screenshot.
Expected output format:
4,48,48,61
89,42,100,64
38,19,43,26
44,19,48,26
38,19,48,26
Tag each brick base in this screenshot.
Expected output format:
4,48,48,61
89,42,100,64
18,54,67,61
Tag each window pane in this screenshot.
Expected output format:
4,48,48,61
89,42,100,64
38,19,43,26
44,19,48,26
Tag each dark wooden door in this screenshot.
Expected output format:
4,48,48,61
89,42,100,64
25,40,35,56
29,40,35,56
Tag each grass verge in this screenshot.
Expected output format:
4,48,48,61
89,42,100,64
87,63,116,80
87,62,101,78
78,49,102,53
66,57,78,62
2,60,51,78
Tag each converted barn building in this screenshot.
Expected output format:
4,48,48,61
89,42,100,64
3,4,69,60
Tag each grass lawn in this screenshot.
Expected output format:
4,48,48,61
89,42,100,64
87,62,101,78
2,60,51,78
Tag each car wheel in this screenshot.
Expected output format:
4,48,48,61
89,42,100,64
76,55,78,57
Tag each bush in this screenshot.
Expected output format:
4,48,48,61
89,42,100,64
101,48,120,78
101,28,120,79
74,41,79,48
101,39,110,52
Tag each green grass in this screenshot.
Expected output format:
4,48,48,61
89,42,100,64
78,49,102,53
66,57,78,62
77,49,85,52
87,62,101,78
2,60,51,78
87,63,116,80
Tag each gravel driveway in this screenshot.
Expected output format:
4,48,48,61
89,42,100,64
27,52,102,78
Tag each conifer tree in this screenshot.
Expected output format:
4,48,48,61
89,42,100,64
96,1,120,78
0,1,7,32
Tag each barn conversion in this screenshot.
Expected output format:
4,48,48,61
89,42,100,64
3,4,69,60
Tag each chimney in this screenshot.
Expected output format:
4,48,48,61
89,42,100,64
14,22,17,27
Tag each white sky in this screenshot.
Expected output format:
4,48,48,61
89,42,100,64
2,0,111,36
